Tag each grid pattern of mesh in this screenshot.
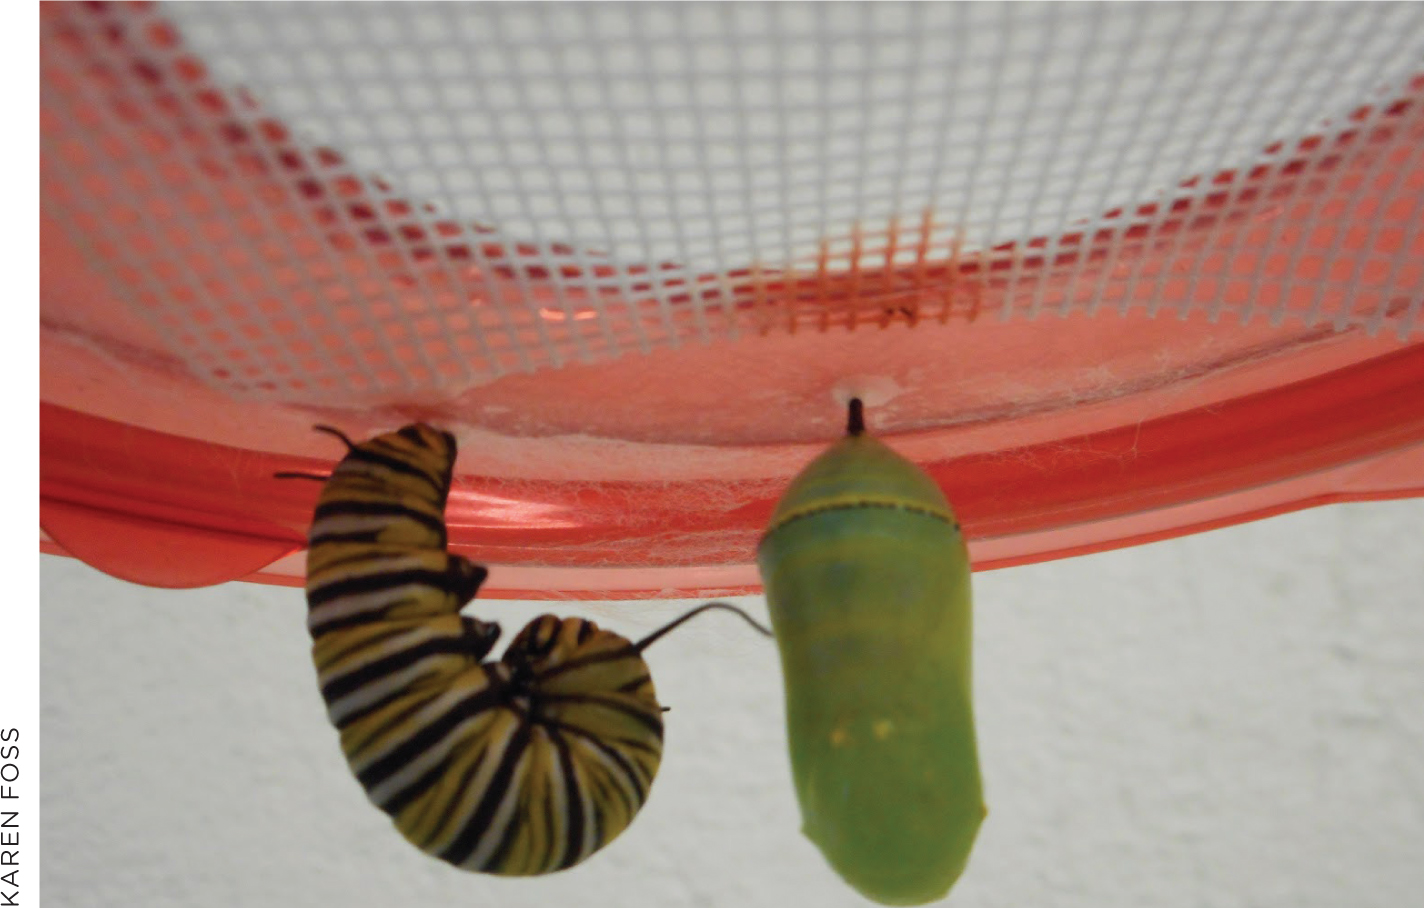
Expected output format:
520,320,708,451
41,1,1424,401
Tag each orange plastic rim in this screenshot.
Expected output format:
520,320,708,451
40,3,1424,597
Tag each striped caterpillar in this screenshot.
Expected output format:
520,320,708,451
282,423,767,874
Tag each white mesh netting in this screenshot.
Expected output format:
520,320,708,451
42,1,1424,402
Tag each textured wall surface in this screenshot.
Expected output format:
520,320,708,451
42,499,1424,908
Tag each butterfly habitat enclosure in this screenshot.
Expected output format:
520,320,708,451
39,2,1424,907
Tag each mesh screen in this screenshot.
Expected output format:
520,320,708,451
41,1,1424,402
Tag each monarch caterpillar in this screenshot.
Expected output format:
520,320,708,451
283,423,769,875
757,399,985,906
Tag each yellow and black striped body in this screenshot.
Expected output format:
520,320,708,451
302,424,663,874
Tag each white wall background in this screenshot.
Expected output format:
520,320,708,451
42,499,1424,908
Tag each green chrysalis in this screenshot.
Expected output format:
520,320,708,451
757,399,984,906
